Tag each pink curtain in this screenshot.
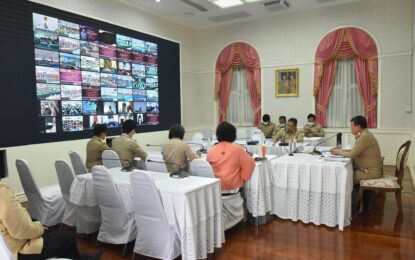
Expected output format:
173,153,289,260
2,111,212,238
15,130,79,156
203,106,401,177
215,43,261,126
313,28,378,128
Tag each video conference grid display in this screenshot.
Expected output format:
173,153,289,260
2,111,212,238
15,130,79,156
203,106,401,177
34,13,159,133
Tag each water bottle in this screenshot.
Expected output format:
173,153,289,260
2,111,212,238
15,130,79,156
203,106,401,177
261,144,266,158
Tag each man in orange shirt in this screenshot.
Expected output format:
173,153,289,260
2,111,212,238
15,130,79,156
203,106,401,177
207,122,255,230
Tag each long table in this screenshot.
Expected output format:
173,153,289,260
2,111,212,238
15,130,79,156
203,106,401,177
69,168,224,260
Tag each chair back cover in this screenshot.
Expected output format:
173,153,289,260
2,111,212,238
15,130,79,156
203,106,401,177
192,132,204,143
55,160,75,203
92,166,136,244
190,159,215,178
130,171,181,259
0,234,13,260
201,127,213,140
102,150,122,169
68,151,88,175
145,154,168,173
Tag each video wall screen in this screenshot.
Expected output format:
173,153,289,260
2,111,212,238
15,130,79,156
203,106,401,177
33,12,160,133
0,0,181,147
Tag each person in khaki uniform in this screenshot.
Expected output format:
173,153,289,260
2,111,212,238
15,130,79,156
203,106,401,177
271,115,287,137
258,114,276,138
112,119,147,169
331,115,382,184
85,124,110,171
272,118,304,143
303,113,325,137
162,124,201,172
0,181,101,260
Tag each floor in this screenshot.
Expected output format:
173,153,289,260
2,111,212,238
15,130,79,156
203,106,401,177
75,166,415,259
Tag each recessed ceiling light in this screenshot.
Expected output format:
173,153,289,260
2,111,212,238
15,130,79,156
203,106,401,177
212,0,244,9
155,0,160,2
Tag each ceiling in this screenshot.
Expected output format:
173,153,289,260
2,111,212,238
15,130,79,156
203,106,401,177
117,0,360,30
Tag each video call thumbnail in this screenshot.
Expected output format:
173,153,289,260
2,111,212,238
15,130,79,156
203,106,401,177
145,78,158,90
82,86,101,100
118,88,133,101
119,114,134,125
117,48,131,60
81,71,100,86
133,77,146,89
102,115,120,128
59,36,80,55
40,100,59,116
60,53,80,69
62,100,82,116
100,58,117,74
132,63,145,77
118,101,133,114
35,49,59,67
61,85,82,100
117,75,134,88
116,34,132,49
103,102,117,114
60,68,81,85
132,38,145,53
99,30,116,45
80,25,98,42
133,89,146,102
130,50,144,62
101,87,118,101
58,20,80,39
34,30,59,51
133,102,146,113
100,73,118,88
81,56,100,72
37,83,61,100
63,116,84,132
33,13,59,32
99,44,116,58
117,61,131,75
146,65,158,77
145,42,158,56
80,41,99,57
146,90,158,102
44,117,57,133
145,55,158,65
146,102,159,113
36,66,60,84
136,113,145,125
146,113,159,125
82,100,102,115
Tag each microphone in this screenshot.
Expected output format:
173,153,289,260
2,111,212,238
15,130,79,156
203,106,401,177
312,133,341,155
146,159,189,178
146,144,163,147
238,144,253,157
186,142,207,154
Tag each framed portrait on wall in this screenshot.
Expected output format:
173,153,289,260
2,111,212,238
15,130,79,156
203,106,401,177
275,68,299,97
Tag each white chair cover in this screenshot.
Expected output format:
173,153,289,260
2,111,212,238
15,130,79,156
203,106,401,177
92,166,137,245
145,154,168,173
251,133,263,142
201,127,213,140
68,151,88,175
236,128,247,139
130,171,181,260
189,159,215,178
102,150,122,169
55,160,77,227
15,159,65,227
222,193,244,230
192,132,204,143
0,234,12,260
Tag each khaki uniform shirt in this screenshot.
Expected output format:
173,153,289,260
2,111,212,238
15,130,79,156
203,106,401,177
272,129,304,143
162,138,199,172
0,182,44,257
85,136,110,171
272,125,284,137
112,133,147,168
338,129,382,173
303,123,325,137
258,122,276,138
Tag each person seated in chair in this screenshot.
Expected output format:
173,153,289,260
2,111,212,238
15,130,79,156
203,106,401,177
85,124,110,171
303,113,325,138
112,119,147,170
0,180,102,260
330,115,382,185
207,122,255,230
271,115,287,136
272,118,304,143
162,124,201,173
258,114,276,138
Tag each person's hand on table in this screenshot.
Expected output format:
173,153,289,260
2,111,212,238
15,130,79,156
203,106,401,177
330,148,340,155
196,150,202,157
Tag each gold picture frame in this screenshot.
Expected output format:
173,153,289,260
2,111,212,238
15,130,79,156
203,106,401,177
275,68,299,97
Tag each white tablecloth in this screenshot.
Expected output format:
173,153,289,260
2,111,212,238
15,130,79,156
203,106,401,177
69,169,224,260
269,153,353,230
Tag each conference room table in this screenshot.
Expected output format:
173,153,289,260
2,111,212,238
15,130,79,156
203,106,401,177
69,168,224,260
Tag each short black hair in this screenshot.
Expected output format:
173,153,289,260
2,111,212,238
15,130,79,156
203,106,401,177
288,118,297,126
279,116,286,121
262,114,270,122
350,115,367,129
93,124,107,136
307,113,316,120
122,119,136,134
168,124,185,139
216,121,236,142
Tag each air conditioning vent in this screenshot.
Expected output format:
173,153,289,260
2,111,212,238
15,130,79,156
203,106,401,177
180,0,208,12
264,0,289,11
208,11,251,22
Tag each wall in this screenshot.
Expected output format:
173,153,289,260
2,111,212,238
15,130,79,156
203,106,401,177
1,0,197,199
193,0,414,164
